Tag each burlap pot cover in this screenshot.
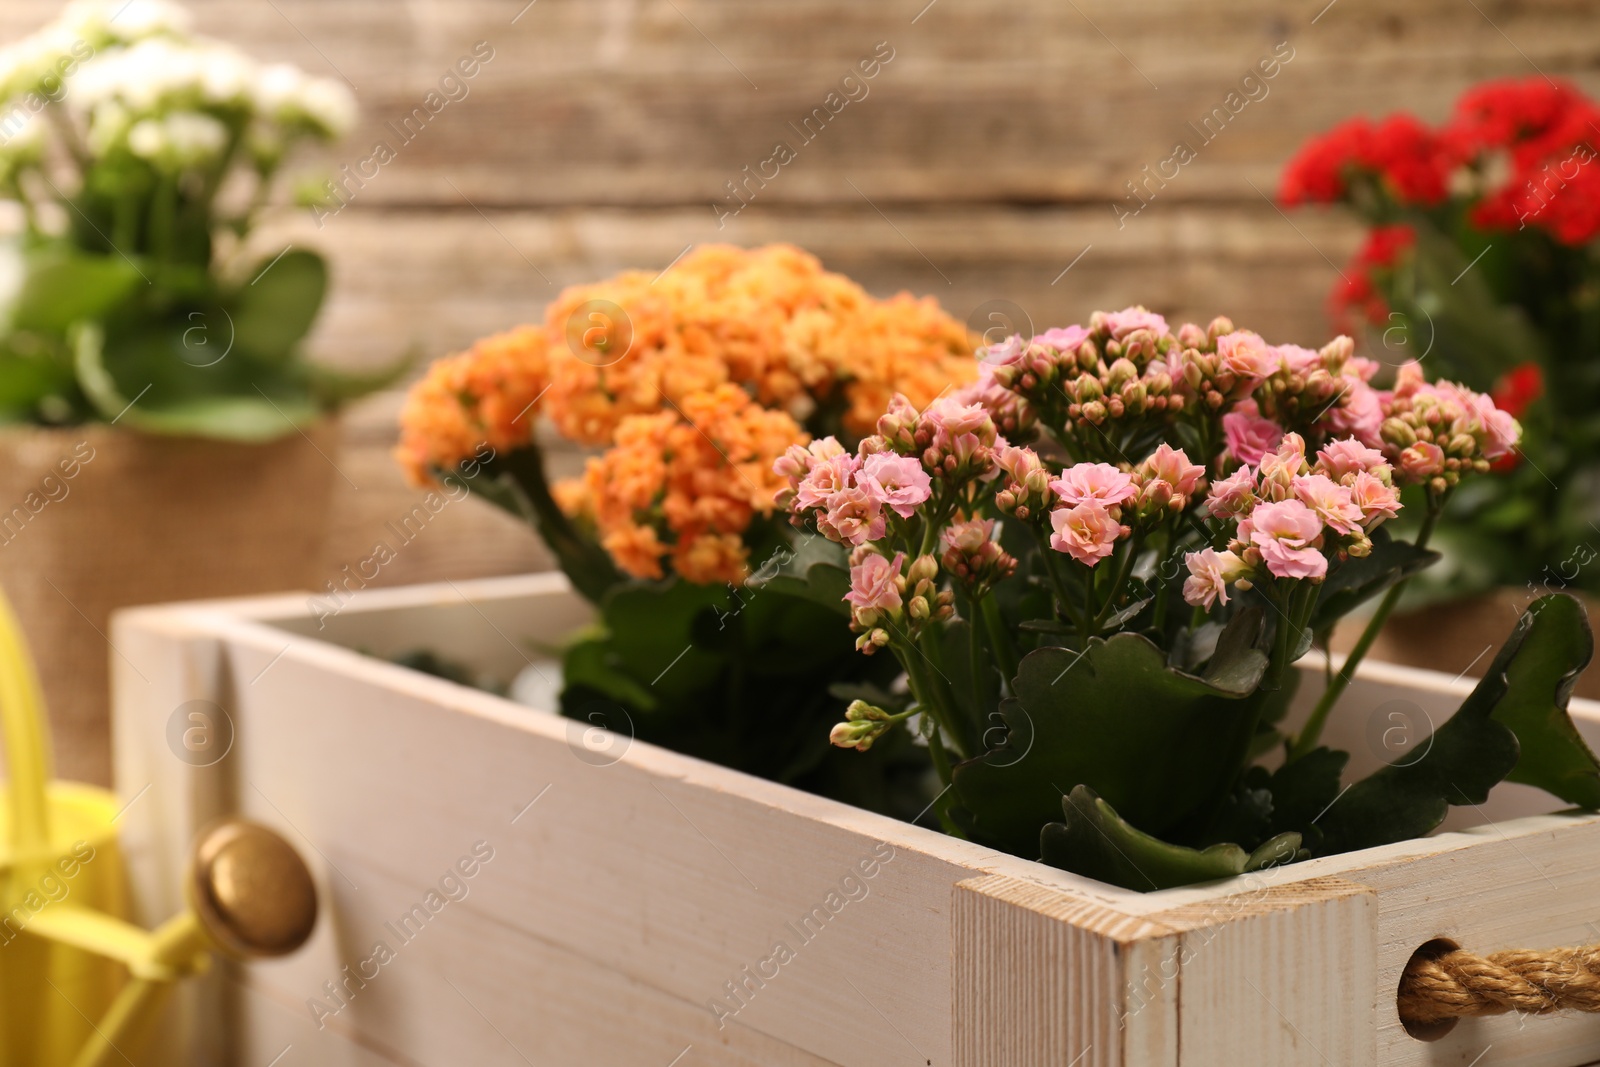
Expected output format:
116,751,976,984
0,421,337,786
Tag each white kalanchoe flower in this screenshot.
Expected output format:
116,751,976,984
60,0,193,47
128,110,227,169
86,100,133,156
295,77,356,139
0,112,45,163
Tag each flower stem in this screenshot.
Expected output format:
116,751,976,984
978,592,1018,684
1288,504,1442,761
1033,527,1088,642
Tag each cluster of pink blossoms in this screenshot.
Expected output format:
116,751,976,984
778,382,1215,644
1215,334,1384,462
1222,351,1520,481
1377,362,1520,489
1183,435,1404,608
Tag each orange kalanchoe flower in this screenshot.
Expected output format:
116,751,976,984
541,244,975,445
396,245,974,585
394,325,549,485
561,384,805,585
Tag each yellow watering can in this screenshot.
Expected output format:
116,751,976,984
0,584,317,1067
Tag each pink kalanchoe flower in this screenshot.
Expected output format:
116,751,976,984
774,436,846,481
795,451,859,511
1143,443,1206,498
1222,401,1285,465
1349,471,1402,529
1049,503,1127,566
858,452,932,519
824,486,886,546
923,397,992,439
996,441,1045,481
844,551,906,614
1467,391,1521,460
1326,379,1385,447
980,334,1027,366
1273,344,1322,376
1292,473,1364,536
942,517,995,555
1217,331,1278,382
1033,324,1091,351
1206,465,1258,519
1243,499,1327,580
1399,441,1447,480
1102,306,1169,340
1315,438,1388,482
1390,360,1426,400
1259,432,1309,485
1050,462,1137,508
1183,547,1247,609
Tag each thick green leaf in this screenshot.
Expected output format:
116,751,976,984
1264,746,1349,846
1040,786,1302,891
306,350,413,404
1311,529,1439,632
760,562,852,618
1495,594,1600,807
10,249,143,333
558,573,906,797
73,325,316,440
1318,593,1598,853
228,250,328,362
951,620,1270,857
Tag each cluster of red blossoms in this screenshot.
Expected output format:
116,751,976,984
1282,79,1600,242
1282,79,1600,331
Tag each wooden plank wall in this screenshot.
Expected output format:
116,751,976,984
4,0,1597,587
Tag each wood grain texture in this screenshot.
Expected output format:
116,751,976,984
1149,877,1378,1066
953,874,1180,1067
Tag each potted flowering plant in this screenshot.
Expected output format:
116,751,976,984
396,243,976,814
404,271,1597,890
1280,79,1600,636
0,0,390,783
773,307,1597,888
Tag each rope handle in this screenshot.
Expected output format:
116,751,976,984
1399,937,1600,1027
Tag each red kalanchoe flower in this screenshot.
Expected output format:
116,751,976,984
1444,77,1600,245
1280,116,1449,207
1492,361,1542,418
1329,225,1416,330
1281,117,1372,205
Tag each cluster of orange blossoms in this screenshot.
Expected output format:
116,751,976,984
395,244,976,586
555,385,801,583
393,325,551,484
542,243,975,443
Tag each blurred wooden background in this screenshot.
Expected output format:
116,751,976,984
6,0,1599,590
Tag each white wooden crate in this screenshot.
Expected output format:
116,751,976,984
110,574,1600,1067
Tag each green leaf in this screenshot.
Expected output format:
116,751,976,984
9,248,143,333
306,349,414,404
1494,594,1600,807
558,574,905,797
1311,528,1439,632
1040,786,1302,891
73,325,315,440
950,622,1270,857
1264,746,1349,844
761,562,852,618
228,250,328,362
1318,593,1599,853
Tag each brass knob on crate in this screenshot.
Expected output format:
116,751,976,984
188,818,318,958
